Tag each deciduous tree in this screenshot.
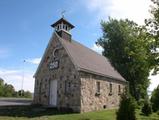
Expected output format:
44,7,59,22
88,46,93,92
97,18,156,100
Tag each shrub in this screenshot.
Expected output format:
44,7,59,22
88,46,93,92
141,100,152,116
151,85,159,112
157,111,159,115
116,92,136,120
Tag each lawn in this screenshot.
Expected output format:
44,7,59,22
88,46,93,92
0,105,159,120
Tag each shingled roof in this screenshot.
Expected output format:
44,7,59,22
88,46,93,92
57,33,126,81
34,32,125,82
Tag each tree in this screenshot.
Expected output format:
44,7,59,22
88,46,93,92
116,91,136,120
97,18,156,100
23,91,32,98
3,84,15,97
151,85,159,112
0,78,4,96
145,0,159,74
0,78,32,98
141,100,152,116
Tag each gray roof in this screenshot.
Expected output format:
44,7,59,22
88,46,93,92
58,33,126,81
34,32,126,82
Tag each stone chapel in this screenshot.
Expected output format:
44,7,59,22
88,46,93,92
33,17,127,113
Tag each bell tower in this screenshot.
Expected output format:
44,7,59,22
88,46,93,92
51,16,74,42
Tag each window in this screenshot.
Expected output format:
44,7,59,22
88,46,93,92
57,25,59,31
63,24,66,30
118,85,121,95
39,82,42,102
64,81,67,94
65,81,71,94
68,82,71,87
59,24,61,29
109,83,112,95
95,82,100,96
97,82,100,93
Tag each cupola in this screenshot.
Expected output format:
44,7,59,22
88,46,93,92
51,17,74,42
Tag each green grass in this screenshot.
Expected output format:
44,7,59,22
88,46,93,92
0,105,159,120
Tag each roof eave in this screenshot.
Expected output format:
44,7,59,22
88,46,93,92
51,18,75,28
77,67,127,83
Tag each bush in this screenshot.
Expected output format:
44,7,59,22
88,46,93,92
151,85,159,112
116,92,136,120
141,100,152,116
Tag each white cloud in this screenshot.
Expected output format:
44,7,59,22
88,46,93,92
0,68,34,92
26,58,41,65
91,44,103,54
84,0,152,25
148,72,159,92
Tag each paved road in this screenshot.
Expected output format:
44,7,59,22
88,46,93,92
0,98,32,106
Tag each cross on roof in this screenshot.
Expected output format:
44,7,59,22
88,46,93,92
61,10,66,18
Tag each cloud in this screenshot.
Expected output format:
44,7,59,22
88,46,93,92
26,57,41,65
84,0,151,25
91,44,103,54
148,72,159,92
0,68,34,92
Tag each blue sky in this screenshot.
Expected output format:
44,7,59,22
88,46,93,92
0,0,158,92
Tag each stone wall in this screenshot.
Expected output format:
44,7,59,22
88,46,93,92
80,71,127,113
33,33,81,112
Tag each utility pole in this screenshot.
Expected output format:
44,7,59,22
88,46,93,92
21,60,25,96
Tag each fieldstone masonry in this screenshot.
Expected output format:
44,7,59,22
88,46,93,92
33,17,127,113
80,71,126,112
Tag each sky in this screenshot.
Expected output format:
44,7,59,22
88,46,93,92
0,0,158,93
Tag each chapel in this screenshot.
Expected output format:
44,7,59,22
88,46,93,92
33,17,127,112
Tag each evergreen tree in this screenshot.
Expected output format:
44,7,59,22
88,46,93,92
116,91,136,120
141,100,152,116
151,85,159,112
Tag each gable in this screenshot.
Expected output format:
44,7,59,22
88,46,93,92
34,32,77,78
34,33,58,77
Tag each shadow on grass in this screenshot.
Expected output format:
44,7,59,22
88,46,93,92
0,105,74,118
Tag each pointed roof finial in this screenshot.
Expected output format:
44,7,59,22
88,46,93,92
61,10,66,18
